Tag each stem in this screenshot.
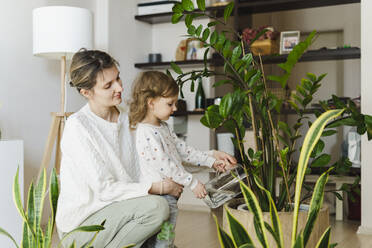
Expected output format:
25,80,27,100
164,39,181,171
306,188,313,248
258,54,292,206
241,39,260,152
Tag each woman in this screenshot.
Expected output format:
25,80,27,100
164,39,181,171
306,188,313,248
56,49,183,248
56,49,236,248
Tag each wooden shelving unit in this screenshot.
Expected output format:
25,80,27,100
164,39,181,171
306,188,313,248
134,0,360,25
135,47,360,69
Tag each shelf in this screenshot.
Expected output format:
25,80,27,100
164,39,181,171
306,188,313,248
237,0,360,15
134,47,360,69
260,47,360,64
135,0,360,24
135,5,226,24
171,110,205,116
134,59,221,69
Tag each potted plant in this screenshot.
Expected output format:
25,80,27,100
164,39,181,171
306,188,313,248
0,168,118,248
169,0,372,246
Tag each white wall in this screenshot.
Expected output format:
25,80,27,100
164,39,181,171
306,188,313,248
0,0,96,196
359,0,372,234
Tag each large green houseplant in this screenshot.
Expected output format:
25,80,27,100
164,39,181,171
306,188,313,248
170,0,372,211
169,0,372,247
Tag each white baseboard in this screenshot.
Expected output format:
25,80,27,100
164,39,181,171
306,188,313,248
357,226,372,235
178,203,211,212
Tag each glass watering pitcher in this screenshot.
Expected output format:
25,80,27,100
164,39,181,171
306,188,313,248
203,164,247,208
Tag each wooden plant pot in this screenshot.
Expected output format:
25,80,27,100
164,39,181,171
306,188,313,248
250,39,278,56
223,198,329,248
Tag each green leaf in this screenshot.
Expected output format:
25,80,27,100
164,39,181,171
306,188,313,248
213,215,235,248
231,45,242,65
311,139,325,158
322,129,337,137
225,206,255,247
248,70,261,87
291,109,344,245
315,226,332,248
195,24,203,37
240,182,269,248
210,30,218,44
0,227,19,248
208,21,218,27
182,0,194,11
327,117,358,128
223,2,234,23
171,13,183,24
278,121,292,137
219,93,233,118
170,62,182,74
58,224,105,248
172,3,184,13
307,73,317,82
311,154,331,167
201,105,223,128
197,0,206,11
185,14,193,27
213,79,231,87
303,169,331,246
202,28,210,41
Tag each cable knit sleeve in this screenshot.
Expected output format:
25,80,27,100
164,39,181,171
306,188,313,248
136,125,198,190
61,117,151,202
166,125,215,168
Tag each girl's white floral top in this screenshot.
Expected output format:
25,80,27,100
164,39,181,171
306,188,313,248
136,122,215,190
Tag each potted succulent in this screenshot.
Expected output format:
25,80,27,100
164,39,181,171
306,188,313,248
169,0,372,247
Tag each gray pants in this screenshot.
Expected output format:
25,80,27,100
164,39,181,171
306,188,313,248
59,195,169,248
143,195,178,248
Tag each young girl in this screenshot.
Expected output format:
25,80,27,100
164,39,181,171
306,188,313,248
129,71,236,247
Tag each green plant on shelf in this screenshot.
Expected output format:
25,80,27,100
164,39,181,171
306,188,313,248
169,0,372,247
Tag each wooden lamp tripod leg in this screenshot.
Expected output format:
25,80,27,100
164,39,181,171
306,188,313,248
38,113,61,178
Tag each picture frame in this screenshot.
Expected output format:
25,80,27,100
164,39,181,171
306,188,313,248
280,31,300,54
185,38,205,60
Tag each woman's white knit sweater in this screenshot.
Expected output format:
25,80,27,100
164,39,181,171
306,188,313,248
56,104,151,233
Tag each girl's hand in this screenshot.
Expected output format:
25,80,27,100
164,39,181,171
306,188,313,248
212,160,227,173
212,150,237,166
163,178,184,198
192,181,207,199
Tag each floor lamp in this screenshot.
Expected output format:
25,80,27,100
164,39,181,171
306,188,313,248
33,6,93,175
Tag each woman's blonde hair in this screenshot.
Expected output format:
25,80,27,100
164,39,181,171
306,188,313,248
129,71,179,129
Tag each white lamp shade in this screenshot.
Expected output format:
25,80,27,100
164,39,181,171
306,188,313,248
33,6,93,60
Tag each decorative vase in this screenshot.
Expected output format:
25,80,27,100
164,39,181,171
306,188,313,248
195,78,206,111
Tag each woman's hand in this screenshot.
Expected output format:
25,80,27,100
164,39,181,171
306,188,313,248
149,178,184,198
212,150,237,166
162,178,184,198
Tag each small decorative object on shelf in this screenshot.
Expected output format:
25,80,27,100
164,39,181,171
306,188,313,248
148,53,162,63
137,1,178,15
185,38,207,60
280,30,301,54
203,164,247,209
195,78,206,110
210,0,231,7
175,39,187,61
242,26,279,55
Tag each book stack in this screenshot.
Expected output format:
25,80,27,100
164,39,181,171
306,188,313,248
137,1,180,15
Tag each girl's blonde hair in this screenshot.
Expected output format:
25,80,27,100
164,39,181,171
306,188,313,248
129,71,179,129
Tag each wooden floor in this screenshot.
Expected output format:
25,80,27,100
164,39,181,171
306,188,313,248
174,209,372,248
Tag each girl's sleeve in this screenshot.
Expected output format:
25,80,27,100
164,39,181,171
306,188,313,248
136,126,198,190
61,118,152,202
167,125,215,168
